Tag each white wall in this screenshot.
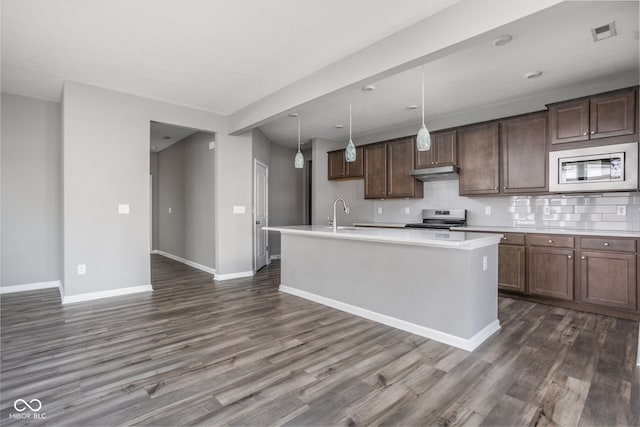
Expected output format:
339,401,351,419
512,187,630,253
62,81,250,298
1,93,62,287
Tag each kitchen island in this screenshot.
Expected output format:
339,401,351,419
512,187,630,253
264,225,502,351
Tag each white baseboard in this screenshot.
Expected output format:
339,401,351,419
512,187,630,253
1,280,62,295
279,285,500,352
214,270,254,281
62,285,153,304
269,254,281,261
150,249,159,254
155,250,216,275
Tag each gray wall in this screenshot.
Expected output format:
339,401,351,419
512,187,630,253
268,144,304,257
1,93,62,287
62,81,245,297
150,152,159,249
155,131,215,268
311,138,373,226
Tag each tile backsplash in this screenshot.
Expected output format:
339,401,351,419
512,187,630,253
372,180,640,232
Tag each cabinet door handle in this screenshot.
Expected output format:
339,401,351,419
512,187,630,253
603,242,610,246
583,132,588,136
548,239,553,243
581,256,586,259
501,237,507,240
590,131,595,134
568,255,572,259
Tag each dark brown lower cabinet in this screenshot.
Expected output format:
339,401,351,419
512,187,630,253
498,244,526,293
527,247,574,301
579,251,637,311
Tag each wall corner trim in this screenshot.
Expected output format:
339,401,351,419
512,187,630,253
0,280,62,295
279,285,501,352
62,285,152,305
214,270,254,281
155,250,216,275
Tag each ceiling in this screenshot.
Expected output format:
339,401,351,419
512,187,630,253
1,0,457,115
260,1,640,147
2,1,638,150
149,121,201,152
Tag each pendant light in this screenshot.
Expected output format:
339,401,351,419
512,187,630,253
345,93,356,162
294,112,304,168
416,64,431,151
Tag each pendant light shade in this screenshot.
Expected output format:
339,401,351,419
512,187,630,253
345,94,356,162
294,113,304,168
416,65,431,152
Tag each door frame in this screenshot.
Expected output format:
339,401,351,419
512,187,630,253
253,159,269,273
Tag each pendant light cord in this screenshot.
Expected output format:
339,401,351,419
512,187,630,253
349,93,352,141
421,65,425,127
297,113,301,151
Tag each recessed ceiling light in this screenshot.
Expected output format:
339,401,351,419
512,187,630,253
361,84,376,92
335,124,344,129
406,104,418,110
524,71,543,79
492,35,513,47
288,112,299,117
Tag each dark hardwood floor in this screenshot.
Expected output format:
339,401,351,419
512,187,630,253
1,254,638,426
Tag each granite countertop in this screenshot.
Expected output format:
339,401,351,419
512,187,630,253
264,225,501,250
455,225,640,238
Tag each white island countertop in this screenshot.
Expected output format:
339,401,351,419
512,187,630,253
264,225,501,250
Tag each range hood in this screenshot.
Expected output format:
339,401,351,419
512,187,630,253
409,165,459,182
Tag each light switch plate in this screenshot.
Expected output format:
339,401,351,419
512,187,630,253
482,256,488,271
404,207,410,215
118,204,130,214
77,264,86,275
233,205,246,214
485,206,492,215
377,207,383,215
209,141,215,150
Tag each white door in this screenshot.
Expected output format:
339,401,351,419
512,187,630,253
254,160,268,272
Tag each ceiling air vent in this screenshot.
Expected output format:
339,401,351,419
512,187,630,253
591,21,617,42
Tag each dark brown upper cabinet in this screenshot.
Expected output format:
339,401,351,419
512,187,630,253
364,143,387,198
458,122,500,195
414,130,457,169
364,137,423,199
500,112,548,194
549,89,636,145
327,147,363,180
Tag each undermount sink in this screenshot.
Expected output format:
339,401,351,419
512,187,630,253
324,226,358,230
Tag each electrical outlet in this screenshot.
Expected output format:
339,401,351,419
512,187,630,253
77,264,86,275
617,205,626,216
543,206,551,215
233,205,246,214
118,204,130,214
169,207,172,214
485,206,492,215
377,207,383,215
404,207,410,215
482,256,488,271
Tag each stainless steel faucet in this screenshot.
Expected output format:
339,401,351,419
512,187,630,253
332,198,350,231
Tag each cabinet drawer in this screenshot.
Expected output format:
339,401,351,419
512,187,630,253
528,234,574,248
499,233,526,246
580,237,636,253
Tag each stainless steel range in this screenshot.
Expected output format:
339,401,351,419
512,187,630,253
405,209,467,230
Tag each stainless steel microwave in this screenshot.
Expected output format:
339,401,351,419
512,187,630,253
549,142,638,192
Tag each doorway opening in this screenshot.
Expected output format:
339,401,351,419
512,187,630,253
149,121,216,282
